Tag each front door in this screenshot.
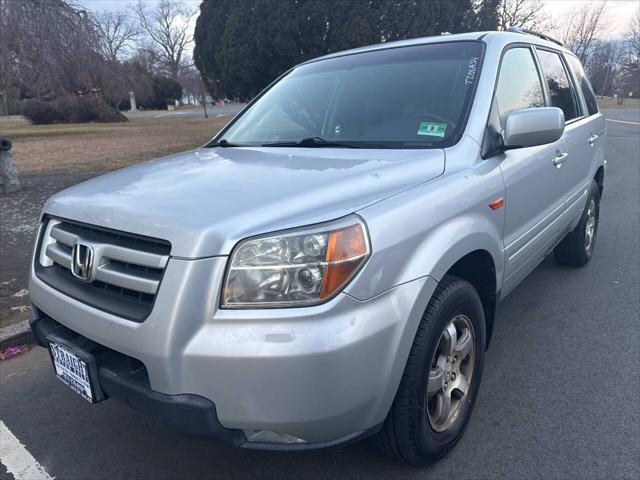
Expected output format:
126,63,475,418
493,46,571,293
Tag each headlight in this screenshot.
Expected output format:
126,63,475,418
222,216,370,308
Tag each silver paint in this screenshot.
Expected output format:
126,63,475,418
29,30,606,446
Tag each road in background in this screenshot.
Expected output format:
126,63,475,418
0,110,638,480
125,103,246,120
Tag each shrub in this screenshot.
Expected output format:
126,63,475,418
22,96,127,125
136,75,183,110
21,99,63,124
6,97,26,116
56,96,127,123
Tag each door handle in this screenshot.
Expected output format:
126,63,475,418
588,134,599,146
553,152,569,167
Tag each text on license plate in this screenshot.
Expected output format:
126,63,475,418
49,342,93,402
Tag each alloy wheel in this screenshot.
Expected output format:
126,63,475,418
426,314,476,432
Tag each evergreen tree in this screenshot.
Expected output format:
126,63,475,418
194,0,499,101
476,0,500,31
193,0,237,97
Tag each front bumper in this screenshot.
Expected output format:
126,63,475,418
29,255,436,449
31,312,245,446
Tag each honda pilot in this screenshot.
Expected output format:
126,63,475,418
29,29,605,464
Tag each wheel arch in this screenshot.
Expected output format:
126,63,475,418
594,165,604,196
364,220,504,431
406,225,503,349
445,250,498,348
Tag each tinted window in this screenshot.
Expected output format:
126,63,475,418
495,48,544,125
537,49,579,120
566,54,599,115
218,42,484,149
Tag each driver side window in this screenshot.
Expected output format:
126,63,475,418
495,47,545,127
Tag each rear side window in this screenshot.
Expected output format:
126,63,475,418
495,48,544,125
566,55,599,116
537,49,579,121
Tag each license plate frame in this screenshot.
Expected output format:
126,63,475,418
47,335,105,403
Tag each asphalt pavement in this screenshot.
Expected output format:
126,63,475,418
125,103,245,119
0,109,638,480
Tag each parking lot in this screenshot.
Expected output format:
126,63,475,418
0,109,638,480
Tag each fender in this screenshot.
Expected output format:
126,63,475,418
347,144,506,301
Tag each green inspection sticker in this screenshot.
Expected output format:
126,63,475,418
417,122,447,137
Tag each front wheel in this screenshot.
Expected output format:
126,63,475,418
554,180,601,267
376,275,486,465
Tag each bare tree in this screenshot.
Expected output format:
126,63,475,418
181,68,210,117
625,8,640,62
620,7,640,98
94,11,139,62
558,0,609,66
0,0,15,114
132,0,196,80
497,0,551,31
129,47,161,74
0,0,104,100
588,38,623,96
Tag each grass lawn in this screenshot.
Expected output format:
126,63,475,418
597,97,640,110
0,98,634,175
0,112,229,329
0,114,229,174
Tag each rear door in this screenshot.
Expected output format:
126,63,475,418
494,46,570,290
563,53,607,213
534,48,600,226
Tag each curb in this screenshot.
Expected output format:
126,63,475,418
0,320,33,349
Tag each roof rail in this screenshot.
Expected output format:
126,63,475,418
506,26,564,47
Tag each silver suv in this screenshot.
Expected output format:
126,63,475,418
29,30,605,464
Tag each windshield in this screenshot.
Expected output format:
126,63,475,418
214,41,484,149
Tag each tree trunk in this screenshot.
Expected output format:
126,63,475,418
201,93,208,118
0,93,8,117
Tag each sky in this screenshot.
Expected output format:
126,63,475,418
80,0,638,36
80,0,199,12
540,0,638,35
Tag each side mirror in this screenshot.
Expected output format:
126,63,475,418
502,107,565,149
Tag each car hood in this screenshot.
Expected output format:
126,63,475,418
44,147,444,258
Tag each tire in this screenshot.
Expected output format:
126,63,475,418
376,275,486,465
554,180,601,267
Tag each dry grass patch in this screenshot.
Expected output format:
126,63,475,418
0,115,229,174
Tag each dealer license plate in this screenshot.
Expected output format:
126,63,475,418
49,341,95,403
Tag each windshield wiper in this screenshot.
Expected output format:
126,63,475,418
208,139,240,147
261,137,367,148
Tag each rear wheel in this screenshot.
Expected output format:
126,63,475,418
376,275,486,465
554,180,601,267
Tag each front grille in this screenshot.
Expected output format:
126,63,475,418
35,218,171,322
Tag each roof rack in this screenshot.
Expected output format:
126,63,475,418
506,26,564,47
